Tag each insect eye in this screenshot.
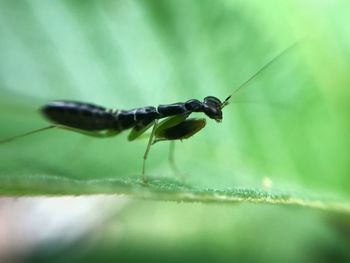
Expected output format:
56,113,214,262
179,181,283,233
203,96,222,107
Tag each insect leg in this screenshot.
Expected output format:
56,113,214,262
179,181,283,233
0,124,121,145
155,118,206,141
128,120,155,141
56,125,121,138
0,125,56,144
155,114,189,136
168,141,186,179
142,119,158,184
153,114,190,143
154,117,206,179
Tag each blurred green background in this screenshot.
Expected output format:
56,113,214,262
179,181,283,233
0,0,350,262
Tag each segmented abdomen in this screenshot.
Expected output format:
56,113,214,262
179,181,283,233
41,99,202,132
41,101,115,131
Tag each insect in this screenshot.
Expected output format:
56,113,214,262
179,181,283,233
0,42,298,183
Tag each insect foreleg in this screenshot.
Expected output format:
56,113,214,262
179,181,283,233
155,114,190,137
155,118,206,141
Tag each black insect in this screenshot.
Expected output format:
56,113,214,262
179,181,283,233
0,43,297,183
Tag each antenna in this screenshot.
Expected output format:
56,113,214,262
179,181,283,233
221,40,300,108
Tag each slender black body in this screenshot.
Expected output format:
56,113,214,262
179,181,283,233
41,97,223,132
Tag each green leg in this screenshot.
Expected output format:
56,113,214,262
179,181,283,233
168,141,186,180
154,117,206,179
0,125,56,144
0,124,120,144
156,118,206,141
128,120,155,141
56,125,121,138
142,119,158,184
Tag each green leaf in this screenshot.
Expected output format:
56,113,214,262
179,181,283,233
1,0,350,216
